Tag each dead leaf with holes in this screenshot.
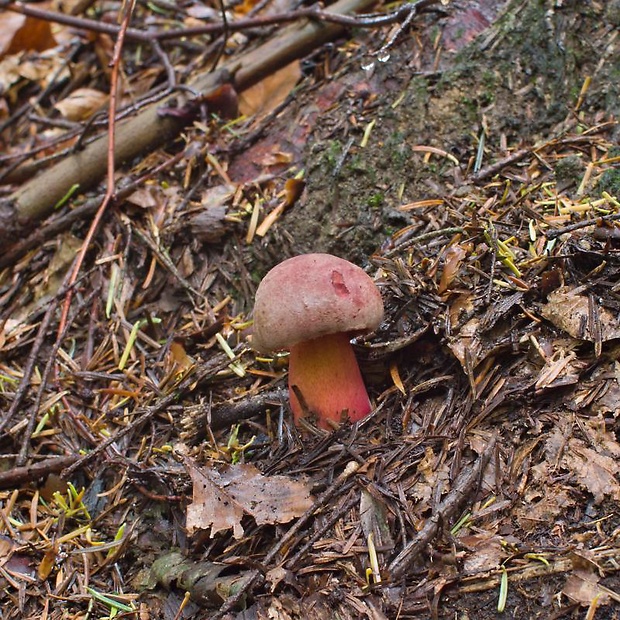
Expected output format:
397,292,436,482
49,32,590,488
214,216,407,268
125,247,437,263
185,460,314,539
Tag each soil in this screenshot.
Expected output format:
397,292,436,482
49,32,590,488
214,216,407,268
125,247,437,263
237,0,620,270
178,1,620,616
2,0,620,619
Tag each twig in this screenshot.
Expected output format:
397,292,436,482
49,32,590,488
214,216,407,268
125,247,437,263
17,289,98,466
211,461,361,619
544,212,620,239
384,227,464,257
0,0,440,42
181,387,288,443
470,126,614,184
0,456,79,489
133,228,206,302
284,492,359,569
388,434,497,580
57,0,136,336
0,0,378,246
471,147,531,183
61,353,233,478
0,295,61,434
0,150,186,271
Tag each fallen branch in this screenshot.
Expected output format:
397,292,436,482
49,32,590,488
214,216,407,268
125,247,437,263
0,455,79,489
1,0,438,42
0,0,377,251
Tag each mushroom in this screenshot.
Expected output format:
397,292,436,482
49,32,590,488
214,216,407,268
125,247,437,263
252,253,384,429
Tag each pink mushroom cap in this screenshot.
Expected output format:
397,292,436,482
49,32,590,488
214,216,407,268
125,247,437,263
252,253,384,429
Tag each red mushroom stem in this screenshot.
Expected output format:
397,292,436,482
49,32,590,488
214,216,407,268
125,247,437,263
288,332,372,429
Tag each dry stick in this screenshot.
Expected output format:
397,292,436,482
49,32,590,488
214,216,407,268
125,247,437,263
1,0,438,42
0,294,62,434
384,227,464,258
211,462,361,619
388,434,497,580
0,0,378,248
57,0,136,336
470,147,531,184
0,455,79,490
545,212,620,239
470,125,613,184
0,150,186,271
181,387,288,444
17,289,98,466
284,492,359,569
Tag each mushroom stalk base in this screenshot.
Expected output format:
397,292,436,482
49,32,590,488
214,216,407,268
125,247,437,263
288,333,372,429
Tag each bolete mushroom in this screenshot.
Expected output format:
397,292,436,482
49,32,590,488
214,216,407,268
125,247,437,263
252,253,384,429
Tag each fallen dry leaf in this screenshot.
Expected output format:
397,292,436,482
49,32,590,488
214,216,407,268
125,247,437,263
540,286,620,342
54,87,108,121
239,61,301,118
0,13,56,57
186,460,314,539
438,244,468,295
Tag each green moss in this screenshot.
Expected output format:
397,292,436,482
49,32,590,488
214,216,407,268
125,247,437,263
367,193,385,209
597,169,620,197
323,140,342,172
384,131,412,168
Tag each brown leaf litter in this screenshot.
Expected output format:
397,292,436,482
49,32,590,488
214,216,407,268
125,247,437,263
1,0,620,619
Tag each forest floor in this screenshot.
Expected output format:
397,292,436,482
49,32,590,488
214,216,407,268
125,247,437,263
1,0,620,618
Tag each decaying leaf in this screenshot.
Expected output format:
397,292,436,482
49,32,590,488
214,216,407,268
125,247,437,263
438,244,468,295
534,348,583,391
544,424,620,504
563,440,620,503
149,551,252,605
563,569,612,607
514,483,574,532
186,460,314,539
447,316,484,370
408,446,450,509
540,286,620,342
459,533,503,573
126,186,160,210
359,487,394,557
0,14,56,57
54,87,108,121
562,552,619,607
239,61,301,118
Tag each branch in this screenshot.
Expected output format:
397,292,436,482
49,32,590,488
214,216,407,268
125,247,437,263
0,0,378,251
0,0,438,42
